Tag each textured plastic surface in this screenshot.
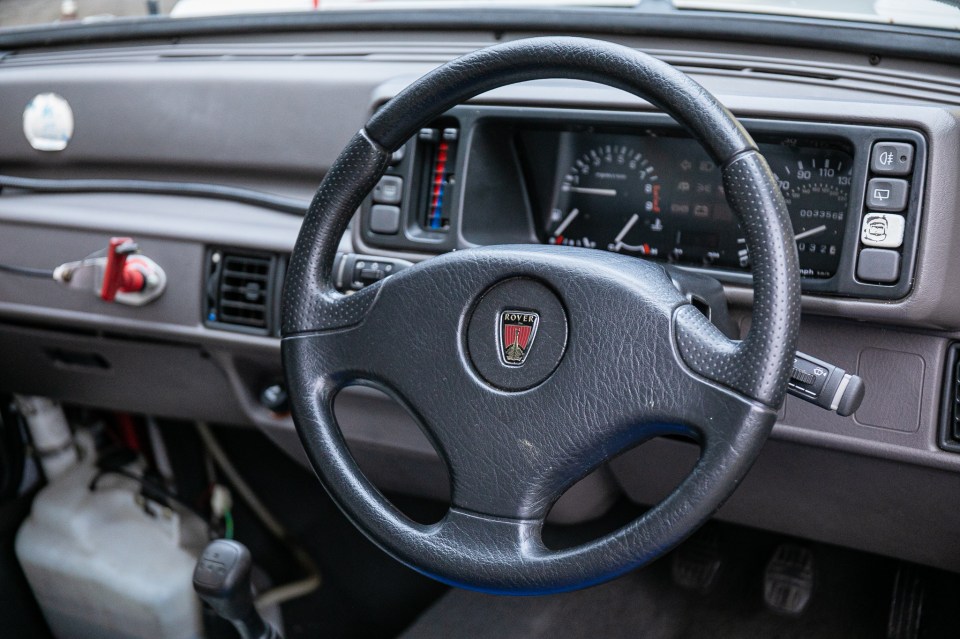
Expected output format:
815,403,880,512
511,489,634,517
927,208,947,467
15,461,205,639
855,348,923,432
282,37,795,593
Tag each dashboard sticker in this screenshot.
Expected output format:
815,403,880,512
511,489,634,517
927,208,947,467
23,93,74,152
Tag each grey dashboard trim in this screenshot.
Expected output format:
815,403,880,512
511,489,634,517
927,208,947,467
5,43,959,107
2,8,959,66
0,194,956,472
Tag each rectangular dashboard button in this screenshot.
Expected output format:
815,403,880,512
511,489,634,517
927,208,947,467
857,248,901,284
866,178,908,212
372,176,403,205
860,213,905,248
370,205,401,234
870,142,914,176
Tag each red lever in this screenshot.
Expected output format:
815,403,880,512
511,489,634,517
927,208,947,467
101,237,145,302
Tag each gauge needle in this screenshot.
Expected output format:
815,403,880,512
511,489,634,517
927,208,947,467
613,213,640,249
794,225,827,241
553,208,580,237
563,186,618,197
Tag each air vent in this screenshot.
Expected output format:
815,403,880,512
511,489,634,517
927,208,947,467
204,249,279,335
939,344,960,453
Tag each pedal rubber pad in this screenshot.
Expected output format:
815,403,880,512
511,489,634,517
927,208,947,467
764,543,815,615
887,564,924,639
671,531,723,593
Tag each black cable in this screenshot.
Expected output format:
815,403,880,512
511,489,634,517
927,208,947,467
0,174,309,216
0,263,54,279
89,467,210,525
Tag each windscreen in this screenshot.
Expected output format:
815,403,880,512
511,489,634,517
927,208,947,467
1,0,958,32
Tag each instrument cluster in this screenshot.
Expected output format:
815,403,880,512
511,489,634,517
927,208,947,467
534,131,853,279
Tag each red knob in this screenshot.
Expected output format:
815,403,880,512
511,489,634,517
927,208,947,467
101,237,144,302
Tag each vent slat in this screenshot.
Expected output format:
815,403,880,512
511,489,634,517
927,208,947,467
220,300,267,312
223,270,269,280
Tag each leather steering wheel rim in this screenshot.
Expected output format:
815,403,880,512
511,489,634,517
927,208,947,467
282,36,801,594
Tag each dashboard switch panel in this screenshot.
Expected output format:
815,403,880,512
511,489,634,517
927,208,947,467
360,117,462,252
334,253,412,292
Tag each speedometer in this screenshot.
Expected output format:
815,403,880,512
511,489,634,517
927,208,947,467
769,146,852,279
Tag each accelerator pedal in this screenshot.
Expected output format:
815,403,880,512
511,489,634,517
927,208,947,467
887,563,924,639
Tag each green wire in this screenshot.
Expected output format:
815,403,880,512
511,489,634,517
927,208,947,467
224,510,234,540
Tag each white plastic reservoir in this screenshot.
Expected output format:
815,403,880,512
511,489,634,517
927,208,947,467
15,461,206,639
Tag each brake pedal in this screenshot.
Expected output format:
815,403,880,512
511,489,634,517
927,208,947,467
763,543,814,615
887,563,924,639
671,530,723,593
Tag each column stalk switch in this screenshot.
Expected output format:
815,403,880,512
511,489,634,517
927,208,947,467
787,352,865,417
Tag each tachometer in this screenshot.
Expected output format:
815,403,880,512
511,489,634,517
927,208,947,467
547,144,662,255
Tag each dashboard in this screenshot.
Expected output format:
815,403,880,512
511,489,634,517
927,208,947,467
1,20,960,575
360,108,926,299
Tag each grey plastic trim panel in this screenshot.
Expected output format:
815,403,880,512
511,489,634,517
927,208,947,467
0,60,428,174
613,437,960,573
0,193,304,252
2,9,959,65
5,43,959,108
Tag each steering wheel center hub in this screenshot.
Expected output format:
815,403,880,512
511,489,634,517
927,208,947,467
466,278,568,391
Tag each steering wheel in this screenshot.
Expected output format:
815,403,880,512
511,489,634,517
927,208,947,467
282,37,800,594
